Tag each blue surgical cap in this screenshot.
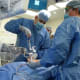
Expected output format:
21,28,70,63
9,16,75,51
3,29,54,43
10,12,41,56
38,10,51,22
66,0,80,9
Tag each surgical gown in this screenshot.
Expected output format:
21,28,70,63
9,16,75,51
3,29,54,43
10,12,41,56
0,62,52,80
40,17,80,80
5,18,50,59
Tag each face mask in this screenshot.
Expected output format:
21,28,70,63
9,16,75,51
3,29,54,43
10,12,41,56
35,22,44,30
64,13,70,19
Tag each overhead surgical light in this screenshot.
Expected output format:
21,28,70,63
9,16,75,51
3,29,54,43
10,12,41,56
48,5,58,12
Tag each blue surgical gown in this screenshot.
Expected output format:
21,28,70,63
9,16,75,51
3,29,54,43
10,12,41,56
40,17,80,80
5,18,50,59
0,62,51,80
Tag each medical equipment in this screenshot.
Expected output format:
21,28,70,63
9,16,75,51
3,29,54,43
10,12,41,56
0,45,27,66
19,25,37,61
0,0,29,20
27,39,37,62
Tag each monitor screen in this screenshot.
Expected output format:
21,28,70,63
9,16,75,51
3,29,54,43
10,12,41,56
0,0,29,20
28,0,47,10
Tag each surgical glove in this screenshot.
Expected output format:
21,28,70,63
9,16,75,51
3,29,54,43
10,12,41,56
32,53,38,59
19,25,31,38
29,52,38,60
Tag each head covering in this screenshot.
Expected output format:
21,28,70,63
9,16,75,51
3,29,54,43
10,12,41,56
38,10,51,22
66,0,80,8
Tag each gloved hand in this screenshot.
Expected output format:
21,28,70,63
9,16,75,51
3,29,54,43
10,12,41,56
30,46,38,59
19,25,31,38
28,52,38,60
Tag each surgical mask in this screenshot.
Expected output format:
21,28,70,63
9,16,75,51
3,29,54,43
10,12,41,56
64,13,70,19
35,21,44,30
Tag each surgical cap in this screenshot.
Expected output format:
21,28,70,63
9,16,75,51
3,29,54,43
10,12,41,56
66,0,80,9
38,10,51,22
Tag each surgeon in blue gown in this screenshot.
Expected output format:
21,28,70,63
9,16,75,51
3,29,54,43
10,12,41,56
27,0,80,79
39,1,80,80
5,10,51,61
1,1,80,80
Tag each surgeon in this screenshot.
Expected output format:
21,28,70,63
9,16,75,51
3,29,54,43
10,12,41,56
38,0,80,80
28,0,80,79
5,10,51,61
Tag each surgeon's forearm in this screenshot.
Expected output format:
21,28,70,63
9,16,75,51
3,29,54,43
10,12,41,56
19,26,31,38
